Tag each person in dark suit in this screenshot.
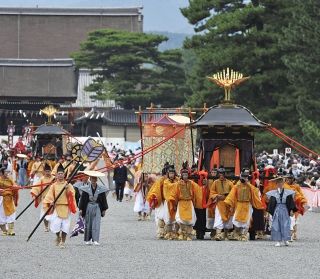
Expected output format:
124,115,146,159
113,158,128,202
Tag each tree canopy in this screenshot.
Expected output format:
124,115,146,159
181,0,319,152
281,0,320,152
72,29,190,109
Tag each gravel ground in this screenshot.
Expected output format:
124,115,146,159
1,190,319,279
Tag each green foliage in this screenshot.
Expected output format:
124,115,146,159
281,0,320,152
299,117,320,153
148,31,191,51
255,131,284,153
181,0,319,152
72,29,190,109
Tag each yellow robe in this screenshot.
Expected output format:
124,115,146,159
65,163,76,179
193,182,205,209
27,160,34,176
208,178,234,222
43,181,76,219
205,179,216,218
0,177,17,216
147,176,166,208
284,182,307,215
30,175,54,207
224,181,264,223
31,161,44,177
163,178,178,220
175,180,199,223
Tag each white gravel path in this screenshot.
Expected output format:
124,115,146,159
1,190,319,279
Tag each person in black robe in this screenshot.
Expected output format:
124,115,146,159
113,158,128,202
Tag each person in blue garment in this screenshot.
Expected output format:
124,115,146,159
266,175,297,247
79,170,108,246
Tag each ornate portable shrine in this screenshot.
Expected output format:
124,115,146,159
141,113,194,174
32,105,70,158
192,68,269,176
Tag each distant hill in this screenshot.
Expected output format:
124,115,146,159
147,31,191,51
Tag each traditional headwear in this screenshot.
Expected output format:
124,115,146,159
264,165,277,179
277,168,286,176
240,169,250,178
167,165,175,173
44,163,51,171
82,170,105,177
180,161,191,176
217,167,226,174
56,163,65,173
269,175,286,182
17,153,28,159
161,162,170,175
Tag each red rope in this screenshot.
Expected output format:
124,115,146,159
267,126,319,157
269,127,318,156
270,131,309,157
268,128,310,157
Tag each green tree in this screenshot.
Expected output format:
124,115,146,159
281,0,320,152
181,0,300,152
72,29,189,109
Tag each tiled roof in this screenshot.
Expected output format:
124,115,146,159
0,59,77,101
0,58,74,67
75,108,188,126
192,104,269,128
0,7,143,16
33,124,69,135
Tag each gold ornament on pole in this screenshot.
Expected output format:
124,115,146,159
40,105,58,124
207,68,250,103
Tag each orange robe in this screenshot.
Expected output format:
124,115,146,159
205,179,216,218
0,177,18,216
284,182,307,215
208,178,234,222
31,161,44,178
51,161,69,176
65,163,77,179
224,181,264,223
174,180,200,223
30,175,54,208
162,178,178,221
27,159,34,177
147,176,165,208
43,181,76,219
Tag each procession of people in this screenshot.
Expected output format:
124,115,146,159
0,133,319,249
141,151,320,246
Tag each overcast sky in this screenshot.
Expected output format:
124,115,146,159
0,0,194,33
